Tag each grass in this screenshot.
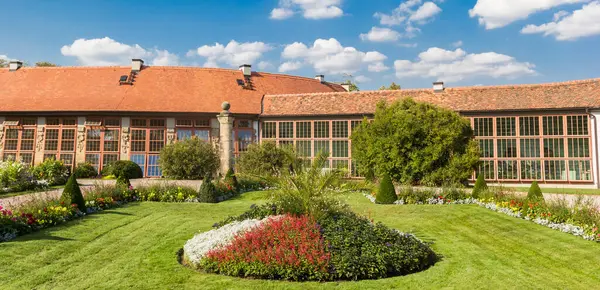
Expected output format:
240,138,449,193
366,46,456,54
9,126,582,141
1,191,600,289
0,185,65,199
491,186,600,196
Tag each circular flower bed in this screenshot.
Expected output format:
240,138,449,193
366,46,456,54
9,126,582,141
182,205,438,281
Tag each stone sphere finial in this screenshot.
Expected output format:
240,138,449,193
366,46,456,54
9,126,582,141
221,101,231,111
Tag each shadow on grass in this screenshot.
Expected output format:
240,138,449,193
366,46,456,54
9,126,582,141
10,232,75,242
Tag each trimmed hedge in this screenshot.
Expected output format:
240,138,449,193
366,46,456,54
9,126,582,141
60,175,86,212
73,162,98,178
472,174,488,199
198,174,217,203
527,181,544,202
103,160,143,180
376,174,397,204
158,138,219,180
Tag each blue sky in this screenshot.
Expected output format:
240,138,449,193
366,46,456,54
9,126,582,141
1,0,599,90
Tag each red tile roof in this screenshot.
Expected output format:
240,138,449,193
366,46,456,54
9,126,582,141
262,78,600,116
0,66,346,114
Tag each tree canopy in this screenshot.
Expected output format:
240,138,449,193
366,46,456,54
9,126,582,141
35,61,58,67
351,98,480,186
379,82,401,90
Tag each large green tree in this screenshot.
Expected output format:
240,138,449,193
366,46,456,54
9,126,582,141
35,61,58,67
379,82,401,90
351,98,480,186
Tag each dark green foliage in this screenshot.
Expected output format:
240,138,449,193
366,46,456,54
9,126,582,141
224,168,239,191
376,174,397,204
102,161,143,179
73,162,98,178
472,174,488,199
351,99,480,186
442,186,468,200
318,211,438,280
158,138,219,180
60,175,86,212
198,174,217,203
527,181,544,202
32,158,69,186
236,141,301,176
136,184,198,202
116,175,131,188
213,203,279,228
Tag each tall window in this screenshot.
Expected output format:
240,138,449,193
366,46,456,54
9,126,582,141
130,118,165,177
1,118,37,164
234,120,255,156
471,114,592,183
176,119,210,142
84,117,120,173
44,117,77,169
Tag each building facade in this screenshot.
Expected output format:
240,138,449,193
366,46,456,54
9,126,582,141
1,59,599,188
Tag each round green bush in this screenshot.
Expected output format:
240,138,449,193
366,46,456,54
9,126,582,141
102,160,143,180
527,181,544,202
376,174,397,204
471,174,488,199
60,175,86,212
32,158,69,186
158,138,219,180
236,141,300,176
73,162,98,178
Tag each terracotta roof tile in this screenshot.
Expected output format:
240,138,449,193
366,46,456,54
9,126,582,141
262,78,600,116
0,66,346,114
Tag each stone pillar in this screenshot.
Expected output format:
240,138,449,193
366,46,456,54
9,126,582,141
217,102,234,176
33,117,46,165
166,118,176,145
0,116,5,156
120,117,131,161
75,117,86,165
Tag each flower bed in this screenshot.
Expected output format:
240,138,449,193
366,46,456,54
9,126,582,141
363,191,600,242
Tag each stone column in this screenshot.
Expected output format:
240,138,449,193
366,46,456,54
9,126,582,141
217,102,234,176
0,116,5,156
120,117,131,161
33,117,46,165
75,117,86,165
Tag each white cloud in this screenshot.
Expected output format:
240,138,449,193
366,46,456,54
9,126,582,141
270,8,295,20
190,40,272,67
151,49,180,66
281,38,387,75
270,0,343,20
394,47,536,82
278,61,304,73
360,27,401,42
452,40,463,47
373,1,442,37
368,62,390,72
521,1,600,40
257,61,274,71
355,75,372,83
469,0,590,29
61,37,153,66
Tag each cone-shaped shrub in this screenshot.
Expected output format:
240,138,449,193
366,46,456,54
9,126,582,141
471,174,488,199
199,174,217,203
376,174,397,204
60,175,86,212
224,168,239,192
527,181,544,202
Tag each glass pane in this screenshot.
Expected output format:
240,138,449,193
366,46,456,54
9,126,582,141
19,153,33,164
45,129,60,151
498,160,518,180
60,154,74,167
520,139,540,158
519,117,539,136
496,117,516,136
237,131,253,152
497,139,517,158
568,138,590,158
85,154,100,172
478,139,494,157
476,161,495,180
20,129,35,151
149,130,165,152
147,155,162,177
474,118,494,137
314,121,329,138
314,140,329,156
332,160,348,170
131,154,146,174
545,160,566,180
278,122,293,139
296,140,311,157
332,141,348,158
569,160,592,181
350,120,362,135
296,122,311,138
177,129,193,141
521,160,542,180
194,130,210,142
543,116,563,136
543,138,564,158
61,129,76,151
102,154,119,168
262,122,276,139
567,115,588,135
332,121,348,138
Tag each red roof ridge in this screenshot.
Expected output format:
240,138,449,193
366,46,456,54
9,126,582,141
265,77,600,98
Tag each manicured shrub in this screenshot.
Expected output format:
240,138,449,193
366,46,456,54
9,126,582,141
198,174,217,203
201,215,331,281
32,158,69,186
351,98,480,186
318,211,438,280
236,141,301,176
158,138,219,180
0,160,37,192
73,162,97,178
527,181,544,202
472,174,488,199
224,168,239,191
376,174,397,204
60,175,86,212
102,160,143,180
136,183,198,202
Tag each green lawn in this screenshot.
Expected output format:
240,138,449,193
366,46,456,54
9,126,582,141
1,191,600,289
491,186,600,196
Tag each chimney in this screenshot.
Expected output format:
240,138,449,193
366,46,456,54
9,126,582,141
131,59,144,72
239,64,252,77
341,83,351,92
315,75,325,83
8,61,23,72
433,81,445,93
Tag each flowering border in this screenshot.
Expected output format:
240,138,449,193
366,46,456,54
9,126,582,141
362,193,600,242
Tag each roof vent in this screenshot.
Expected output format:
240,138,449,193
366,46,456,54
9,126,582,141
131,59,144,72
9,61,23,72
433,81,445,93
341,83,351,92
315,75,325,83
239,64,252,77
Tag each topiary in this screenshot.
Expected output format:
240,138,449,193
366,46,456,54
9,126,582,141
527,181,544,202
224,168,239,192
103,160,143,179
73,162,98,178
32,158,70,186
198,174,217,203
376,174,397,204
471,174,488,199
60,175,86,212
158,138,219,180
